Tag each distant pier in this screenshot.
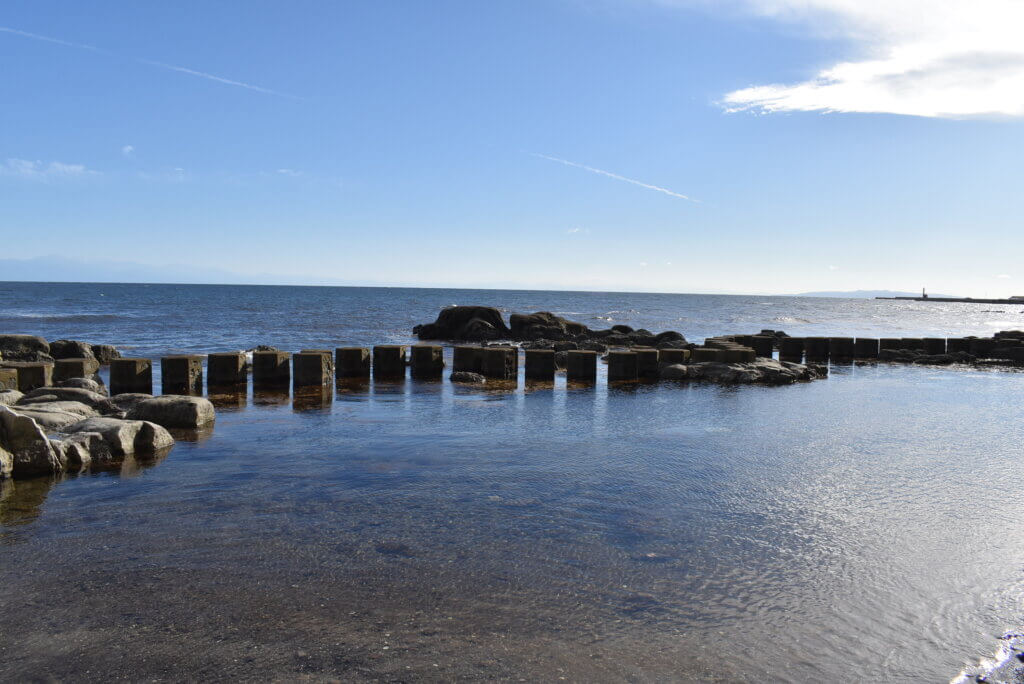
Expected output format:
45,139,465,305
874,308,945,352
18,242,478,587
876,296,1024,304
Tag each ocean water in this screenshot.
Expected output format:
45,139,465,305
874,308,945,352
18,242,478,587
1,282,1024,682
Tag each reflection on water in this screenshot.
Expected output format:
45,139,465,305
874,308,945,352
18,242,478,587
2,363,1024,681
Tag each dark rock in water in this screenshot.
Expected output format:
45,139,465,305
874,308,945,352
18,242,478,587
579,341,608,353
0,334,52,363
90,344,121,364
611,324,634,334
248,344,280,352
879,349,976,365
510,311,589,341
553,341,579,352
450,371,486,384
660,359,826,385
414,306,510,341
49,339,95,360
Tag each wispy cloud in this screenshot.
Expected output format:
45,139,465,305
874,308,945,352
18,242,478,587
276,168,302,177
1,158,100,181
703,0,1024,118
121,145,134,157
531,152,697,202
997,274,1012,279
0,25,298,99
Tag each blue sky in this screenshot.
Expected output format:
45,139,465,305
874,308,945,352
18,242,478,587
2,0,1022,296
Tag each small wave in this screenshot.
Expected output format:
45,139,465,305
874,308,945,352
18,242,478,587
772,316,812,324
0,313,126,323
951,632,1024,683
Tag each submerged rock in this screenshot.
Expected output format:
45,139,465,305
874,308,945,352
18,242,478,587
660,359,826,385
450,371,486,384
126,395,215,429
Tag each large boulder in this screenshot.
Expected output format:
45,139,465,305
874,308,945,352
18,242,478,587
0,390,23,407
659,359,826,385
90,344,121,364
413,306,511,341
19,386,109,409
60,417,173,459
510,312,590,341
0,334,52,363
102,393,154,415
126,395,215,429
12,401,97,430
49,339,95,360
0,406,63,477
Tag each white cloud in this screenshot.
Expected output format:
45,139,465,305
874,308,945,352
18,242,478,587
996,273,1012,279
121,145,134,157
705,0,1024,118
639,261,649,267
1,158,99,180
828,264,839,271
276,168,301,177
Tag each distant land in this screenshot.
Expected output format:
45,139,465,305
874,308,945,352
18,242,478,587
796,290,961,299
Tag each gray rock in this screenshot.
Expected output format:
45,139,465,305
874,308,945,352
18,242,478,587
0,390,23,407
20,386,109,408
450,371,486,384
126,395,215,429
90,344,121,364
659,364,691,380
57,377,108,396
51,432,110,470
0,334,52,363
104,393,155,414
0,445,11,479
61,416,174,458
12,401,97,430
0,406,63,477
49,339,95,360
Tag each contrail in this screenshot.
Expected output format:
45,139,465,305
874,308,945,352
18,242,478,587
0,25,298,99
531,152,697,202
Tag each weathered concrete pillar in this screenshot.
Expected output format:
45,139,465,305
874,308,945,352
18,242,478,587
373,345,407,379
54,357,100,383
0,367,17,391
779,337,804,362
946,338,971,354
335,347,370,379
410,345,444,379
607,350,638,382
969,338,996,358
161,355,203,395
879,338,903,351
828,337,854,361
452,346,483,374
14,362,53,392
208,352,247,386
691,347,721,362
293,386,332,411
853,338,879,359
721,347,755,363
804,337,830,362
566,350,597,383
293,351,333,387
482,346,517,380
524,349,555,381
658,348,690,364
901,338,925,351
634,348,660,378
923,338,947,355
252,350,290,387
749,336,775,358
110,358,152,395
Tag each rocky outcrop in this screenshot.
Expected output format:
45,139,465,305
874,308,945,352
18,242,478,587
102,393,154,415
90,344,121,364
660,359,827,385
413,306,511,341
414,306,687,349
0,334,52,363
49,339,95,360
19,386,109,409
0,406,63,477
126,396,216,429
11,401,97,430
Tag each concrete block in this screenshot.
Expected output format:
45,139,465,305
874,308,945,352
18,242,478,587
923,338,947,355
901,338,925,351
410,345,444,379
566,350,597,383
607,351,638,382
482,347,517,380
335,347,370,379
253,350,290,386
373,345,407,379
853,338,879,359
658,348,690,364
161,355,203,395
969,338,996,358
0,367,17,391
53,357,100,383
946,338,971,354
720,347,755,363
879,338,903,351
453,346,483,374
691,347,722,362
524,349,555,381
828,337,854,361
293,351,333,387
749,336,775,357
779,337,804,361
110,358,152,395
208,352,247,386
634,347,659,378
13,362,53,392
804,337,830,361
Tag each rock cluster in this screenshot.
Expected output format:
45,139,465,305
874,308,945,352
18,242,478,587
0,379,214,480
660,359,827,385
0,334,122,365
414,306,687,350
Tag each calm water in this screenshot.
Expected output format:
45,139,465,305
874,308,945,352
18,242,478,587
1,282,1023,682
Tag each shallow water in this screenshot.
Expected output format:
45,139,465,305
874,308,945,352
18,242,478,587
2,283,1024,681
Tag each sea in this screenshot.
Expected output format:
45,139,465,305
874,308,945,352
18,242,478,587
1,281,1023,682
